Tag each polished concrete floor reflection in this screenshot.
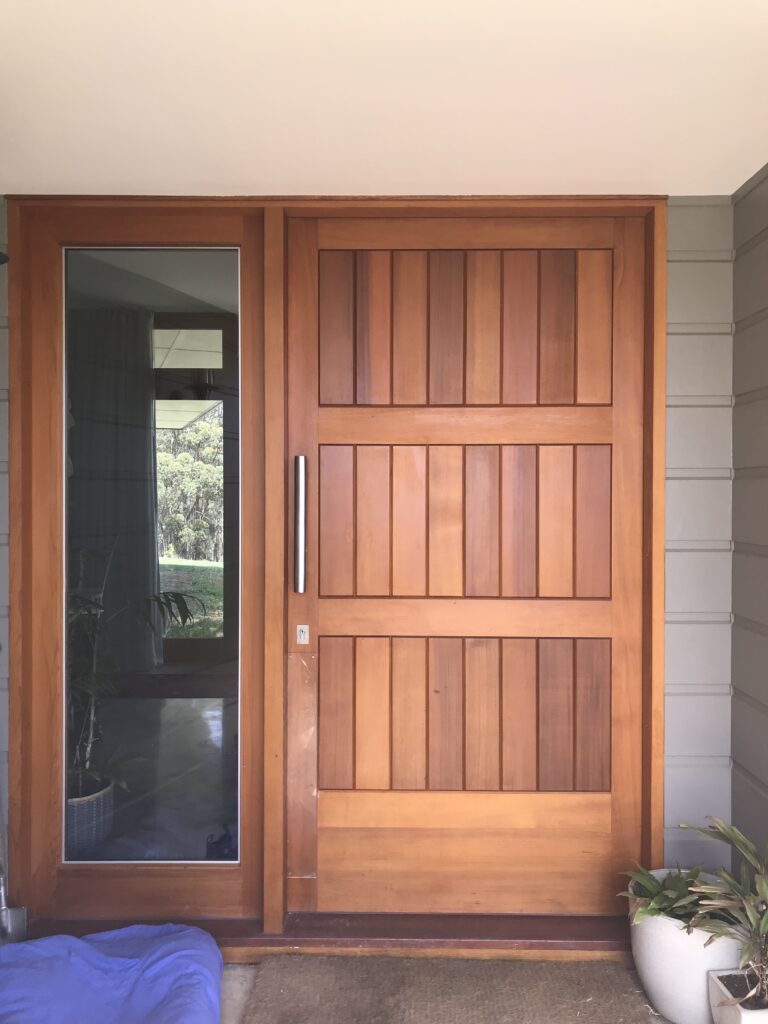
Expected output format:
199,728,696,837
71,696,239,861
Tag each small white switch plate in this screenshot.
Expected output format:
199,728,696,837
296,624,310,645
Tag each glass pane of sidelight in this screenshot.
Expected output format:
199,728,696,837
64,249,240,862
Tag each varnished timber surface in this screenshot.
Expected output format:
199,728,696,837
10,196,665,927
29,913,630,957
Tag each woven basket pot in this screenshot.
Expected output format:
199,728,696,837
65,779,114,858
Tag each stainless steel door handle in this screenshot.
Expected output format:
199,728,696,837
294,455,307,594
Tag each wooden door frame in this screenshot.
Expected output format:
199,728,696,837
7,202,265,920
7,196,665,936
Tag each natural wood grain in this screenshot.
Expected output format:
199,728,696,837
428,446,464,596
317,217,616,250
502,250,539,404
501,445,537,597
286,652,319,883
610,217,646,883
392,446,427,596
225,947,631,964
40,910,627,957
465,445,500,596
355,638,392,790
319,250,355,405
464,638,501,790
538,445,574,597
317,791,614,914
54,867,246,919
319,406,612,445
576,249,613,404
10,197,665,927
287,218,320,652
391,637,428,790
539,250,576,404
319,599,611,638
501,639,538,791
356,251,392,404
575,639,612,792
356,445,391,595
262,206,287,931
575,445,611,598
429,251,465,405
392,251,428,405
318,637,355,789
319,445,354,595
428,638,464,790
8,207,64,915
466,251,501,404
9,203,266,922
538,639,575,792
286,876,318,912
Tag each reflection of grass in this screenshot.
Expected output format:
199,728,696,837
159,558,224,638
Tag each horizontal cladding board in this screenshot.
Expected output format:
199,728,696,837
665,693,731,759
734,317,768,396
665,622,731,688
665,551,732,616
666,406,732,470
735,174,768,250
666,335,732,398
666,478,732,542
667,262,734,326
667,202,733,253
734,399,768,469
733,552,768,625
734,477,768,546
735,237,768,323
733,623,768,706
664,761,732,826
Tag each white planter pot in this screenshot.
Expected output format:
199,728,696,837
709,970,768,1023
630,870,742,1024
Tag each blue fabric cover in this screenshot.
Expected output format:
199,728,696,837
0,923,222,1024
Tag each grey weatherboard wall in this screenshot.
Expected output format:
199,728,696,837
665,198,734,867
0,190,753,877
732,165,768,854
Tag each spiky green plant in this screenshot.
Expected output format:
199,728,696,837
683,818,768,1009
68,587,204,797
620,865,706,927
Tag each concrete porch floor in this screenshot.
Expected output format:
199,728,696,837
220,957,669,1024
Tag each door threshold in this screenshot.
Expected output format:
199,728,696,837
29,913,630,962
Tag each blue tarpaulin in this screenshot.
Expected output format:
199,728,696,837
0,923,222,1023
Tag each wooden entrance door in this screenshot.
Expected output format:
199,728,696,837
286,213,646,916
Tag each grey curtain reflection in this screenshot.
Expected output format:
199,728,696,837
67,309,162,673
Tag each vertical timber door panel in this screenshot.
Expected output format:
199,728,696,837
287,213,648,916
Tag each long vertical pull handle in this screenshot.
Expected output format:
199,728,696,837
294,455,307,594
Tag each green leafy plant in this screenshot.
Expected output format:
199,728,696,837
683,818,768,1010
620,865,706,927
67,564,204,799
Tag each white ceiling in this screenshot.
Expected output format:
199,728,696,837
1,0,767,197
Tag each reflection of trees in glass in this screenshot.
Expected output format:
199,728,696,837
156,404,225,638
156,404,223,562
